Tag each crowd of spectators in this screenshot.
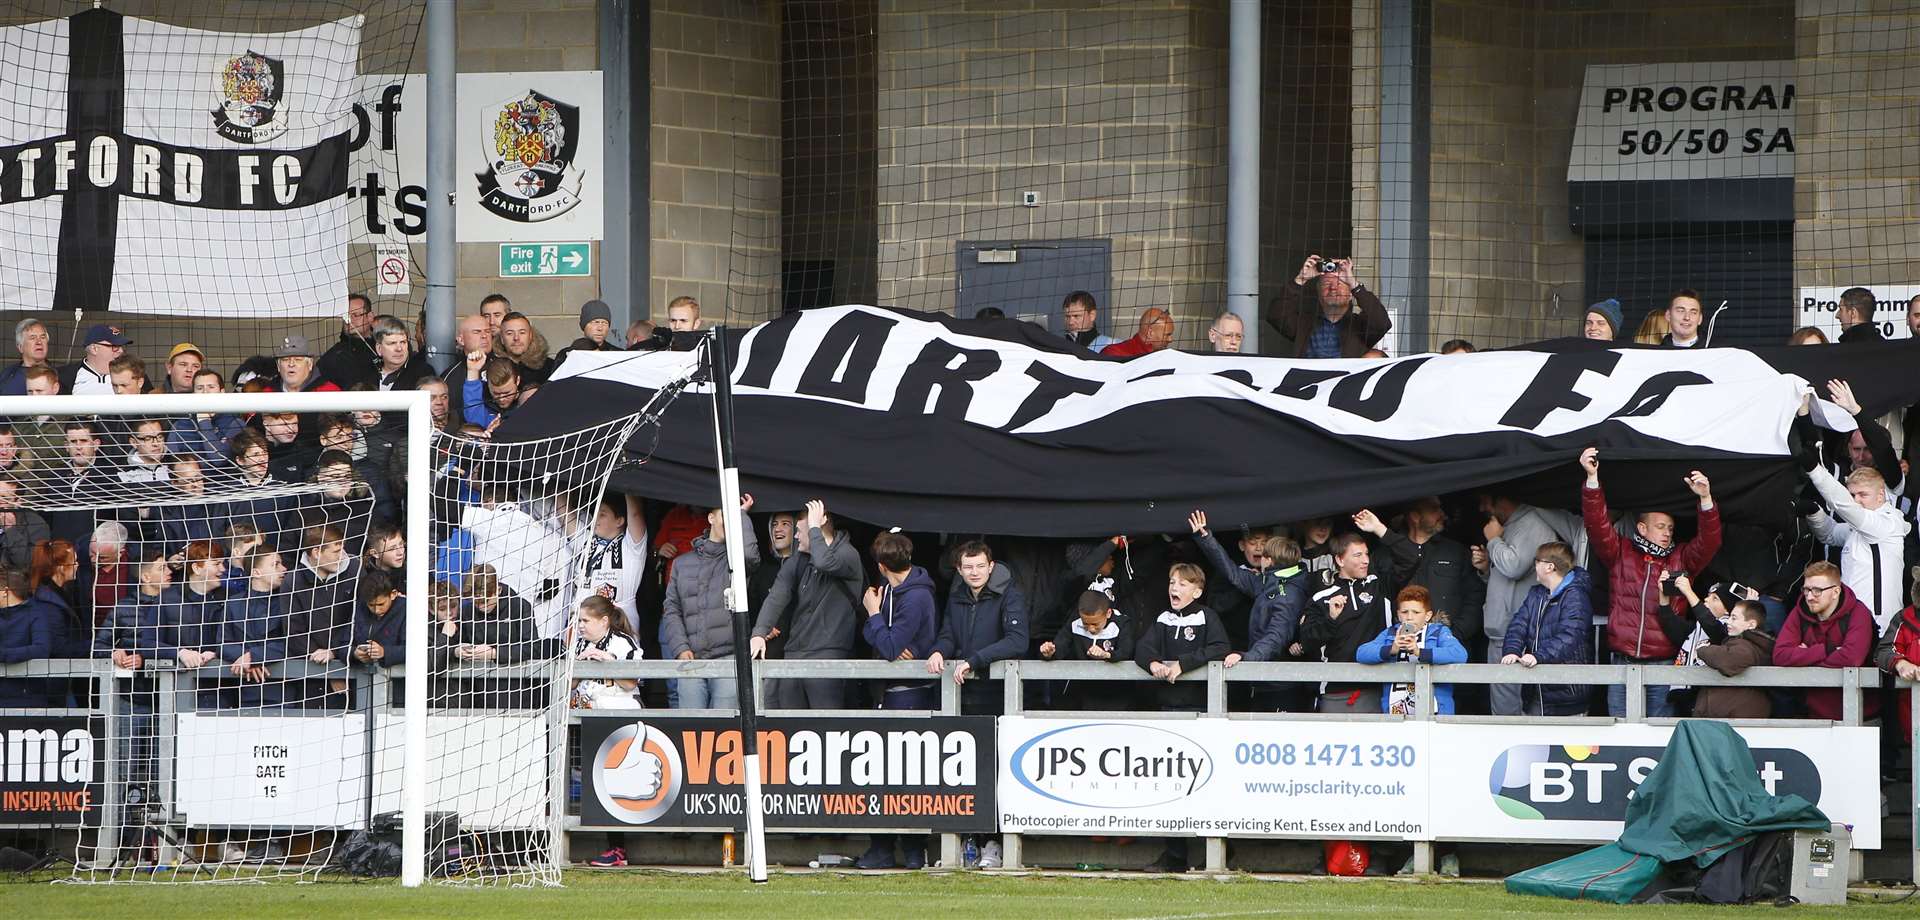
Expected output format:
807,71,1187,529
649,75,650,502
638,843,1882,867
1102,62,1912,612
2,275,1919,873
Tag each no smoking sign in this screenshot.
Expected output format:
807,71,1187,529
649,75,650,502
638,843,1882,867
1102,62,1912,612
375,243,412,296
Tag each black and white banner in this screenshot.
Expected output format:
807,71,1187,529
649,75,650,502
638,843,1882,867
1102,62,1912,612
0,9,358,316
506,306,1920,536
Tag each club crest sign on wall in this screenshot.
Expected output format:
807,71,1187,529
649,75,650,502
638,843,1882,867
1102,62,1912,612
213,50,289,144
476,89,585,224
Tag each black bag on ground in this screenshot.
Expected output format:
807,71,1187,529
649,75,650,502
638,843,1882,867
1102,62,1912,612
334,829,401,877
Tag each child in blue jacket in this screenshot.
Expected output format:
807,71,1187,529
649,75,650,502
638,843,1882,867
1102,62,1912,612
1356,584,1469,714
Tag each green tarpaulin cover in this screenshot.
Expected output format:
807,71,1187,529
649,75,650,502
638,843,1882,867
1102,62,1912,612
1616,720,1829,867
1505,843,1662,904
1505,720,1830,902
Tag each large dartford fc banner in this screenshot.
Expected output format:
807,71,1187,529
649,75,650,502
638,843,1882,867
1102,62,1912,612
996,719,1881,847
578,716,996,833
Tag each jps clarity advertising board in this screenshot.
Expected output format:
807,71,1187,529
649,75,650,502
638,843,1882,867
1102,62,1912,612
1426,723,1881,848
998,719,1433,840
0,716,103,825
579,716,995,832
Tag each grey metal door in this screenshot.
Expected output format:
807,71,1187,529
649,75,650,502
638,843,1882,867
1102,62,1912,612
955,239,1112,331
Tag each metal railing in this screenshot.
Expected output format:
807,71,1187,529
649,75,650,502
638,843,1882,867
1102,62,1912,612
5,655,1914,880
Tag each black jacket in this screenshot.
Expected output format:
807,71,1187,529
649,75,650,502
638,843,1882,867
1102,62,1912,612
375,355,433,393
452,587,554,664
318,331,379,390
1134,604,1229,710
1838,322,1884,345
345,596,408,667
1404,533,1485,644
287,556,360,658
933,563,1030,674
1297,532,1419,692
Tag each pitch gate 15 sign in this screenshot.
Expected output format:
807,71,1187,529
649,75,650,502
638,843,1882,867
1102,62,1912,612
578,716,995,832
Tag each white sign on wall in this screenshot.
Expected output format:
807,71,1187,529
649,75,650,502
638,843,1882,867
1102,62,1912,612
374,242,412,296
349,70,605,244
998,718,1433,840
174,713,549,830
1796,285,1917,342
1426,723,1880,849
457,71,604,243
175,714,363,827
1570,61,1795,183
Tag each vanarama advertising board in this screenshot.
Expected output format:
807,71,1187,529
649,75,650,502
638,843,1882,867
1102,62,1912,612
578,716,995,832
997,719,1433,840
0,716,102,826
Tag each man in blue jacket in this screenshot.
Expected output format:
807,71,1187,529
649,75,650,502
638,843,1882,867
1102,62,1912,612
96,546,181,809
857,531,939,870
926,540,1028,714
1500,542,1593,716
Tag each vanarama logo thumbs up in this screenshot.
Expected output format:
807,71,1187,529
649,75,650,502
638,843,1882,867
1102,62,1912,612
592,721,682,825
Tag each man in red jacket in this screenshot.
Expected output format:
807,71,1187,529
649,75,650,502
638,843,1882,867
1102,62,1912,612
1776,561,1877,722
1101,309,1174,358
1579,447,1721,718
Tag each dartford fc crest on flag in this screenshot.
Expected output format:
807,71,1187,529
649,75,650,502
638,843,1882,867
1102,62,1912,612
476,89,584,223
212,50,288,144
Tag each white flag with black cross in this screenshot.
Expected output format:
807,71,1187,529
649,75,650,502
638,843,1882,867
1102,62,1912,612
0,8,360,317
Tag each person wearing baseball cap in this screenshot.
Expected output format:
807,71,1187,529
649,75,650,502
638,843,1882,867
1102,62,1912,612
58,323,132,396
163,343,205,394
270,333,341,394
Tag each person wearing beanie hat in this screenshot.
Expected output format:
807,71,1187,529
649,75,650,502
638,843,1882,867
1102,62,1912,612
555,299,620,369
579,299,613,339
1584,298,1622,341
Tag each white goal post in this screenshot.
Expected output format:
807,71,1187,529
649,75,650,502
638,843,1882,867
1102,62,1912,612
0,390,436,887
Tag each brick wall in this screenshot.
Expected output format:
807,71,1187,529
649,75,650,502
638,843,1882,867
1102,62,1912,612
650,0,782,326
874,0,1228,346
1366,0,1795,350
1794,1,1920,291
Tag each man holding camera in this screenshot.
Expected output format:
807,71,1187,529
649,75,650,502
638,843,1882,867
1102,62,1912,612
1580,447,1722,718
1266,254,1392,358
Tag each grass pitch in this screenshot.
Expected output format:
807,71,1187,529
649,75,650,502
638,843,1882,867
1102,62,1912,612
4,869,1915,919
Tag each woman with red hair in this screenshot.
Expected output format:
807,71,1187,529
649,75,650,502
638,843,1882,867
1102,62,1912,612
29,538,87,659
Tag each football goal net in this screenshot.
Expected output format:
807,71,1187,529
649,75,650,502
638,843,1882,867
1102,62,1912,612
0,390,639,887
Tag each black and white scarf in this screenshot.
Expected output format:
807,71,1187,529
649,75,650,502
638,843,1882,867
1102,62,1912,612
1630,532,1675,559
585,533,624,575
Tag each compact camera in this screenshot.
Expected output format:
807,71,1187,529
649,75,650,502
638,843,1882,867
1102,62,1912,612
1318,259,1342,274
